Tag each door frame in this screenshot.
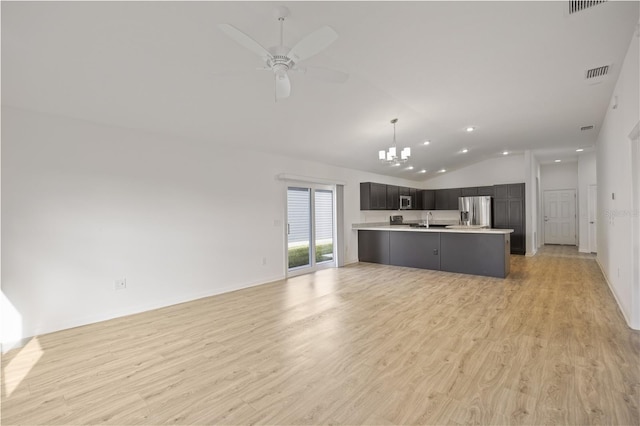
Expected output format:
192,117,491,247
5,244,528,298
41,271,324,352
588,184,598,253
629,121,639,329
285,182,337,277
543,188,577,245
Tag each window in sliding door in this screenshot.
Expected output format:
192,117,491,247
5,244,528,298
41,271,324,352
286,184,335,275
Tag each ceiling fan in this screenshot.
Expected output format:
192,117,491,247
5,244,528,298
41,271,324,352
218,6,348,100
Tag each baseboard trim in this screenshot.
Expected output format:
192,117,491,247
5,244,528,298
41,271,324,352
595,257,637,330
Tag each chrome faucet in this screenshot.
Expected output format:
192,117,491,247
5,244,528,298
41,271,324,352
425,211,433,227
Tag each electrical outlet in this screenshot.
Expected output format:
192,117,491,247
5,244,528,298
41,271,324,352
114,279,126,290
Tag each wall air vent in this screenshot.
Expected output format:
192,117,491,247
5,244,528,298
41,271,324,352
581,125,594,131
585,65,609,79
569,0,607,14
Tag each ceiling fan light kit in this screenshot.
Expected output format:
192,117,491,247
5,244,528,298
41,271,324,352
379,118,411,165
218,6,348,100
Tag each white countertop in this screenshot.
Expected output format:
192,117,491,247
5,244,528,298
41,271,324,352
353,225,513,234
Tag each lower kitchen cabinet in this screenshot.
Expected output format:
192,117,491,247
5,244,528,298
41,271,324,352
358,229,511,278
358,230,390,264
440,233,510,278
390,232,440,270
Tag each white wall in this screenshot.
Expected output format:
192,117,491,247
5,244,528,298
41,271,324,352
577,152,597,252
540,162,578,190
422,154,526,189
1,106,422,345
596,27,639,330
525,151,540,255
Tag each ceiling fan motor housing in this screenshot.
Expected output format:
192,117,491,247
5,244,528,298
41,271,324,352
268,55,294,75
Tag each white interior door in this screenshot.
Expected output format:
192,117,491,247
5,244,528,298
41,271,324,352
588,184,598,253
544,189,577,245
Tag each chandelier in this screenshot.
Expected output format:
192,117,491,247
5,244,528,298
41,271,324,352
379,118,411,165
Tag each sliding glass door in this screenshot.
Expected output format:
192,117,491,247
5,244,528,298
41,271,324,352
287,184,335,275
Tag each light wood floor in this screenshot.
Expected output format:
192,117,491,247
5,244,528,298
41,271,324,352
2,246,639,425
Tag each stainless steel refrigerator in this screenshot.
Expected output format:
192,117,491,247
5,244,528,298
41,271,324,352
458,196,492,227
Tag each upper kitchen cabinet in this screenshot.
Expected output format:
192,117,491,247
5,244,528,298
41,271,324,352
409,188,418,210
435,188,462,210
418,189,436,210
477,186,494,196
493,183,526,255
461,187,478,196
360,182,387,210
386,185,400,210
421,190,436,210
360,182,433,211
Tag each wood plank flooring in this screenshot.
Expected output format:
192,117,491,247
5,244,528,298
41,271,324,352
2,246,639,425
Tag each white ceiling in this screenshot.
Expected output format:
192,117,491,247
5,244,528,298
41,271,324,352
2,1,638,181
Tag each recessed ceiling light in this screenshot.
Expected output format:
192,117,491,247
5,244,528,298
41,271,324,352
502,151,509,155
406,166,414,170
439,169,446,173
461,149,468,153
423,140,430,146
576,148,584,152
466,127,475,132
419,169,427,173
555,159,561,163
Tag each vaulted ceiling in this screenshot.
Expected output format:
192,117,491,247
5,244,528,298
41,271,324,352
2,1,638,180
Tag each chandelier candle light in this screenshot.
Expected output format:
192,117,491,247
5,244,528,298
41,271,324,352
379,118,411,165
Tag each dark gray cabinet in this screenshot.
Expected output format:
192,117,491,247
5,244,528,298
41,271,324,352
390,232,440,270
358,230,390,264
477,186,494,196
494,184,508,199
360,182,428,211
461,187,478,196
359,182,496,212
386,185,399,210
435,189,448,210
360,182,387,210
435,188,462,210
358,229,511,278
440,233,510,278
493,183,525,255
421,190,435,210
409,188,417,209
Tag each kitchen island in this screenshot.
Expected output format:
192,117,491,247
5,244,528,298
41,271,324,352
354,225,513,278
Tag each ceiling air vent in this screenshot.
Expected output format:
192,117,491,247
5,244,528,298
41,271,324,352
569,0,607,14
581,125,594,131
585,65,609,79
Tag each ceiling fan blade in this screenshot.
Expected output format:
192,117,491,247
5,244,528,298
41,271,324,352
275,73,291,99
300,66,349,84
288,26,338,63
218,23,272,60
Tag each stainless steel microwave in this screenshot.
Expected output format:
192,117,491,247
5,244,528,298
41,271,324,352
400,195,412,210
